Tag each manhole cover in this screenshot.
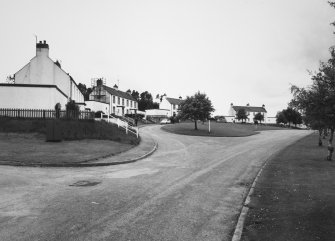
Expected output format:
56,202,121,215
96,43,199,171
69,180,101,187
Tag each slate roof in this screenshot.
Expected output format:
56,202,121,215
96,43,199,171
103,85,137,101
232,105,267,113
166,97,183,105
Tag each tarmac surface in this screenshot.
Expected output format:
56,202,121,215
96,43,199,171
0,125,311,241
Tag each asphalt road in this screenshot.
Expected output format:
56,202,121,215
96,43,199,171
0,125,311,241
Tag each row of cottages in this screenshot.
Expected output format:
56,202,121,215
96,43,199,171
85,80,138,116
227,103,267,123
0,41,85,110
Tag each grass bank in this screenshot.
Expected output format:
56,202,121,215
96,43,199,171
241,133,335,241
161,122,287,137
0,118,139,144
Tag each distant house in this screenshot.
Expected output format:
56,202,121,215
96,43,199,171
228,103,267,123
0,41,85,110
159,95,184,117
86,80,138,116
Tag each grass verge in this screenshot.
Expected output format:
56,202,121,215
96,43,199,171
0,118,139,144
241,133,335,241
0,132,134,165
161,122,288,137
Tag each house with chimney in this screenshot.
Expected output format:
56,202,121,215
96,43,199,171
159,95,184,117
0,41,85,110
86,80,138,116
228,103,267,123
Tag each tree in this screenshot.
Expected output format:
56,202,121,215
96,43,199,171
138,91,159,111
289,1,335,160
66,100,80,119
236,109,248,123
276,111,287,125
178,91,214,130
78,83,93,101
254,112,264,124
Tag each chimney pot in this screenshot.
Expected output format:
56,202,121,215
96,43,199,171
39,41,42,43
43,40,46,44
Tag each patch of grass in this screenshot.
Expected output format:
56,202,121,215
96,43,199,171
0,118,139,145
161,122,288,137
0,132,134,165
242,133,335,241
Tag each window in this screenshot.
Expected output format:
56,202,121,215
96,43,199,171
122,99,124,106
113,96,115,104
131,101,133,108
127,100,129,107
173,104,176,110
118,97,120,105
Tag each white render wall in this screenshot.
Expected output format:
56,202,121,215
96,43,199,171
14,48,84,104
85,100,109,113
0,86,67,109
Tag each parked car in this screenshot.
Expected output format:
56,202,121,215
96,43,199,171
160,118,171,124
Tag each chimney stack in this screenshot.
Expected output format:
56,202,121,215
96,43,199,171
36,40,49,57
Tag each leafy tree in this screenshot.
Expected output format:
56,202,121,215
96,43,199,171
138,91,159,111
276,111,287,125
178,91,214,130
78,83,93,101
254,112,264,124
236,109,248,123
131,90,140,101
66,100,80,119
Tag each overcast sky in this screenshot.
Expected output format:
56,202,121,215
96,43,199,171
0,0,334,116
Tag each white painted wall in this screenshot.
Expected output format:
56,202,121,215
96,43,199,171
145,109,169,117
0,86,67,109
14,44,84,104
85,100,109,113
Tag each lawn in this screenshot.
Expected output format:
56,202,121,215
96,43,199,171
0,132,134,165
241,133,335,241
161,122,288,137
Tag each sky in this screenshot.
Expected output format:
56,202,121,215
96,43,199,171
0,0,334,116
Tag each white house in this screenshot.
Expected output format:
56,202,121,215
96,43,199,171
228,103,267,123
86,80,138,116
159,95,184,117
0,41,85,110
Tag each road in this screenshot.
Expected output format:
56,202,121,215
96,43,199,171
0,125,311,241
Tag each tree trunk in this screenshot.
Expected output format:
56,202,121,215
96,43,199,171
323,129,328,139
327,128,334,161
194,120,198,130
319,129,323,146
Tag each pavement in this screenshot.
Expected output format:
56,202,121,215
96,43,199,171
0,125,311,241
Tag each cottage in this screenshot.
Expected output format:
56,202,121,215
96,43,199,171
86,80,138,116
0,41,85,110
228,103,267,123
159,95,183,117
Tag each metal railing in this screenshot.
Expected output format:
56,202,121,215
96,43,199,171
96,113,139,138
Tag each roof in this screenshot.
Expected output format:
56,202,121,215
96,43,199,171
103,85,137,101
232,105,267,113
166,97,183,105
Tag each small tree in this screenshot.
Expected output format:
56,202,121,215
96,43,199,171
66,100,80,119
236,109,248,123
276,111,287,125
178,91,215,130
55,103,61,119
254,112,264,124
